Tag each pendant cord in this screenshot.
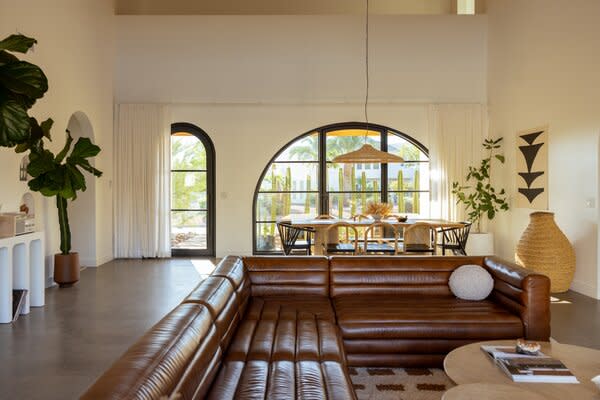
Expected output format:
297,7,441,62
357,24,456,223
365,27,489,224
364,0,370,143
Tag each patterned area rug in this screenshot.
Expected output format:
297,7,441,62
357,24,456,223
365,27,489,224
350,367,455,400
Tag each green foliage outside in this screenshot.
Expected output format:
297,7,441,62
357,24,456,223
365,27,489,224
171,136,207,229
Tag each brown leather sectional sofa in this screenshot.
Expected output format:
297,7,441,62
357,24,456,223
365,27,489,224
81,255,550,399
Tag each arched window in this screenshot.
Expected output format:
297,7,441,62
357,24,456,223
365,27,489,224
253,122,429,254
171,123,216,256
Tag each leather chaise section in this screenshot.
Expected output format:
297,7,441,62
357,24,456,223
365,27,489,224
80,304,219,400
207,360,357,400
225,302,345,363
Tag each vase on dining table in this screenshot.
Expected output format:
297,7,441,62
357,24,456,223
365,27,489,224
371,214,382,221
515,211,575,293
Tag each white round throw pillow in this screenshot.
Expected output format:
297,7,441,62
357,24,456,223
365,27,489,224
449,264,494,301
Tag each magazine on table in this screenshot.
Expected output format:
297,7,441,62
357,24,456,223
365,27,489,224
480,345,579,384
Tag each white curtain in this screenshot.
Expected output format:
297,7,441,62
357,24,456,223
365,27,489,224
114,104,171,258
428,104,488,224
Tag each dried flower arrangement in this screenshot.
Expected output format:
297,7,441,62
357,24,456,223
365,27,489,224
364,202,393,219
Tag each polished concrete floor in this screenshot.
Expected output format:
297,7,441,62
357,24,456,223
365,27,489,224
0,258,599,400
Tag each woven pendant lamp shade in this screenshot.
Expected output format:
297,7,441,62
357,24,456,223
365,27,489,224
332,144,404,164
515,211,575,293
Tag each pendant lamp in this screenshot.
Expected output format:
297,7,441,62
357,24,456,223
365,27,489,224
332,0,403,164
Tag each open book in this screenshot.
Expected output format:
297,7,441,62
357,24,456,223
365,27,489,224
481,345,579,384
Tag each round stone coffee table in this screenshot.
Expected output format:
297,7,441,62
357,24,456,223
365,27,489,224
444,340,600,400
442,383,547,400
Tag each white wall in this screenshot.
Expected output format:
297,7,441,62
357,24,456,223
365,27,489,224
115,15,487,104
116,15,488,256
487,0,600,298
0,0,115,279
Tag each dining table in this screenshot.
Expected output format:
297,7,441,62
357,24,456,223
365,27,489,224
286,216,464,255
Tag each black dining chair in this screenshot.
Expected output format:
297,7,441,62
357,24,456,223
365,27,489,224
437,222,472,255
277,222,315,255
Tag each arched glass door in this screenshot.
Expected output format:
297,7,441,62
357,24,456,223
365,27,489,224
170,123,215,256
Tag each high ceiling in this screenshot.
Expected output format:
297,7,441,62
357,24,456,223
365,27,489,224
115,0,475,15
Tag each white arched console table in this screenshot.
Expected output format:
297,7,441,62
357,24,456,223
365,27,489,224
0,232,45,323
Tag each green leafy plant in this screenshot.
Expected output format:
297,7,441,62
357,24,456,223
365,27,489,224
0,34,103,256
27,130,102,254
452,137,509,233
0,34,51,150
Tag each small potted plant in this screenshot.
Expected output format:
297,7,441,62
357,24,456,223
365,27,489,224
452,137,509,255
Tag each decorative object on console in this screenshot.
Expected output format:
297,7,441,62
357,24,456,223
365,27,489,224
515,211,575,293
452,137,509,255
448,264,494,300
516,126,548,209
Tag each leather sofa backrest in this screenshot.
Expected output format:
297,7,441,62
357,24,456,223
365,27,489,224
329,256,485,297
80,304,221,400
243,256,330,297
212,256,251,315
183,276,240,351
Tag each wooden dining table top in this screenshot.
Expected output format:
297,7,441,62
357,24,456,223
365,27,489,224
287,216,463,229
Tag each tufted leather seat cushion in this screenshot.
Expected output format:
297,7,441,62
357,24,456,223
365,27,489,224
207,360,356,400
244,296,336,322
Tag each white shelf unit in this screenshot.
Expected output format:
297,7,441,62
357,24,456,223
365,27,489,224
0,232,45,323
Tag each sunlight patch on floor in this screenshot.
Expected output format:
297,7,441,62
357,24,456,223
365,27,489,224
550,296,572,304
191,259,216,277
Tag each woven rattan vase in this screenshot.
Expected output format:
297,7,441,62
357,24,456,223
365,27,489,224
515,212,575,293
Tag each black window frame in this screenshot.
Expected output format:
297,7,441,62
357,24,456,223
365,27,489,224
170,122,216,257
252,121,428,255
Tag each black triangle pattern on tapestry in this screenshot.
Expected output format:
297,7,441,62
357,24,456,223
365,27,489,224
519,143,544,173
520,130,544,145
519,188,544,203
518,171,544,188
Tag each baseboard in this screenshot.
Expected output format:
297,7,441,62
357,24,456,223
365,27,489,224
570,279,599,299
83,254,114,268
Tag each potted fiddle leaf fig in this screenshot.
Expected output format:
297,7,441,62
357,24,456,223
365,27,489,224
0,33,103,287
27,130,102,287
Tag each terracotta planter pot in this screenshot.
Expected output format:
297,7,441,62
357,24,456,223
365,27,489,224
54,252,80,288
515,212,575,293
